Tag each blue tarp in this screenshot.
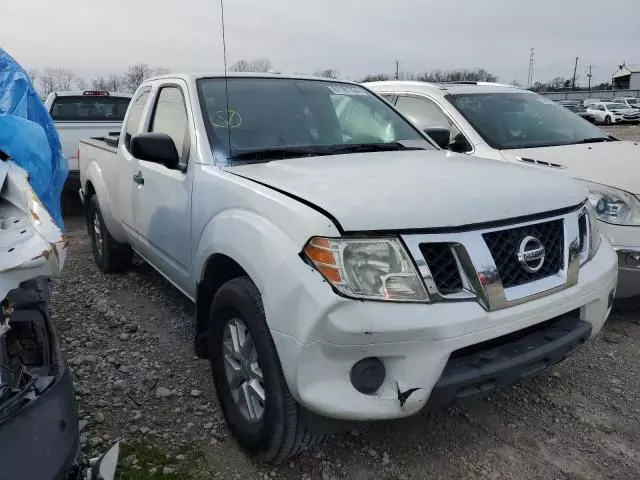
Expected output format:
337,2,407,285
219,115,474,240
0,48,67,228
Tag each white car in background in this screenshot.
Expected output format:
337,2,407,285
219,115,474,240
614,97,640,109
366,81,640,299
586,102,640,125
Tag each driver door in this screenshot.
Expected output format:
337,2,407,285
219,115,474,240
132,82,195,297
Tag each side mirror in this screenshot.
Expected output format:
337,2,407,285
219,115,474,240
423,126,451,149
130,133,180,170
450,133,472,153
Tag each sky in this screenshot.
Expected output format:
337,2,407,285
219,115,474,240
2,0,639,86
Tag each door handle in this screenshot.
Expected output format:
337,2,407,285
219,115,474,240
133,171,144,185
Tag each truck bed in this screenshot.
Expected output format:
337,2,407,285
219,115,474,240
80,136,119,154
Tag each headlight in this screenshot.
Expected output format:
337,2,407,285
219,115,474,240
304,237,429,302
585,201,601,260
582,180,640,226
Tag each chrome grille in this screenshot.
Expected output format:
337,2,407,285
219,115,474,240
419,243,463,295
483,220,564,288
402,205,585,311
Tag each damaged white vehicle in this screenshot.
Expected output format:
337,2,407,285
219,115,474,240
0,158,81,480
80,74,618,463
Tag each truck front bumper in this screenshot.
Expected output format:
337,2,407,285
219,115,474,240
0,367,80,480
270,240,618,421
600,223,640,299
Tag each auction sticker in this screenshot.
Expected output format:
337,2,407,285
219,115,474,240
327,85,367,95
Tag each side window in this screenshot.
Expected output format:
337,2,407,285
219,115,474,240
149,86,190,165
123,88,151,151
395,95,470,152
395,95,451,130
379,94,395,103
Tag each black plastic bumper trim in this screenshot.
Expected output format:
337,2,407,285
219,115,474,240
0,367,80,480
426,315,592,410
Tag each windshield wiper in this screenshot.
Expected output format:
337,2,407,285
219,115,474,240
319,142,427,154
231,147,323,161
574,137,612,144
230,142,426,161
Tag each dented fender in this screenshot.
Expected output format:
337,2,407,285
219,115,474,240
0,161,66,300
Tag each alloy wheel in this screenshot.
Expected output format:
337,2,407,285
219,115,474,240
93,212,103,259
222,317,266,422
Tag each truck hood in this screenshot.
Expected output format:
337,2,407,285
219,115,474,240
498,140,640,195
225,150,587,232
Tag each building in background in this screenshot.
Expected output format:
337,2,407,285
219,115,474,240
612,64,640,90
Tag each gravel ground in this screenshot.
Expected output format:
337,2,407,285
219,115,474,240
54,124,640,479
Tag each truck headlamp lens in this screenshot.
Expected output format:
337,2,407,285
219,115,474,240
304,237,429,302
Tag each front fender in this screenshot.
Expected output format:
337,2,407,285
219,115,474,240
195,209,302,296
83,161,128,243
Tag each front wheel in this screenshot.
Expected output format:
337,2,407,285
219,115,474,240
208,277,322,463
87,196,132,273
604,115,612,125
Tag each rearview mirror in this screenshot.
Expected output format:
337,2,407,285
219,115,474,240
423,126,451,149
130,133,180,170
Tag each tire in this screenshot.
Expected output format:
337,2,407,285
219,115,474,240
604,115,611,125
208,277,322,463
87,195,132,273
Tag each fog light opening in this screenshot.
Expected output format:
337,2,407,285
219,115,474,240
350,357,386,395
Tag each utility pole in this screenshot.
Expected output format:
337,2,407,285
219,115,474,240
395,60,400,80
527,48,535,88
572,56,578,90
586,65,592,93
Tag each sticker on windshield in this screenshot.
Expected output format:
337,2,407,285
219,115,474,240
327,85,367,96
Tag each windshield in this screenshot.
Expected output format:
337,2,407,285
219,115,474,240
197,77,432,162
604,103,627,110
448,92,609,149
626,98,639,104
565,104,586,112
50,96,131,121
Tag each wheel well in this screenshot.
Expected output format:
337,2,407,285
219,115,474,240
194,254,248,358
84,181,96,218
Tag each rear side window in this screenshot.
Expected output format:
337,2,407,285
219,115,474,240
123,88,151,151
50,96,131,121
149,86,190,163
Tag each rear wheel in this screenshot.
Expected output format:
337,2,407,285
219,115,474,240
604,115,612,125
87,196,132,273
208,277,322,463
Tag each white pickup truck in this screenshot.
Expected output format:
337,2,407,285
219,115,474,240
45,90,131,189
79,73,617,463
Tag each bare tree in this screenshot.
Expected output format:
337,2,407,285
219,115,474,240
123,63,154,92
39,72,56,98
230,60,251,72
42,68,76,90
122,64,168,92
230,58,273,73
76,78,88,90
360,73,393,82
153,67,170,76
107,74,124,92
92,77,110,91
314,69,339,79
250,58,272,72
